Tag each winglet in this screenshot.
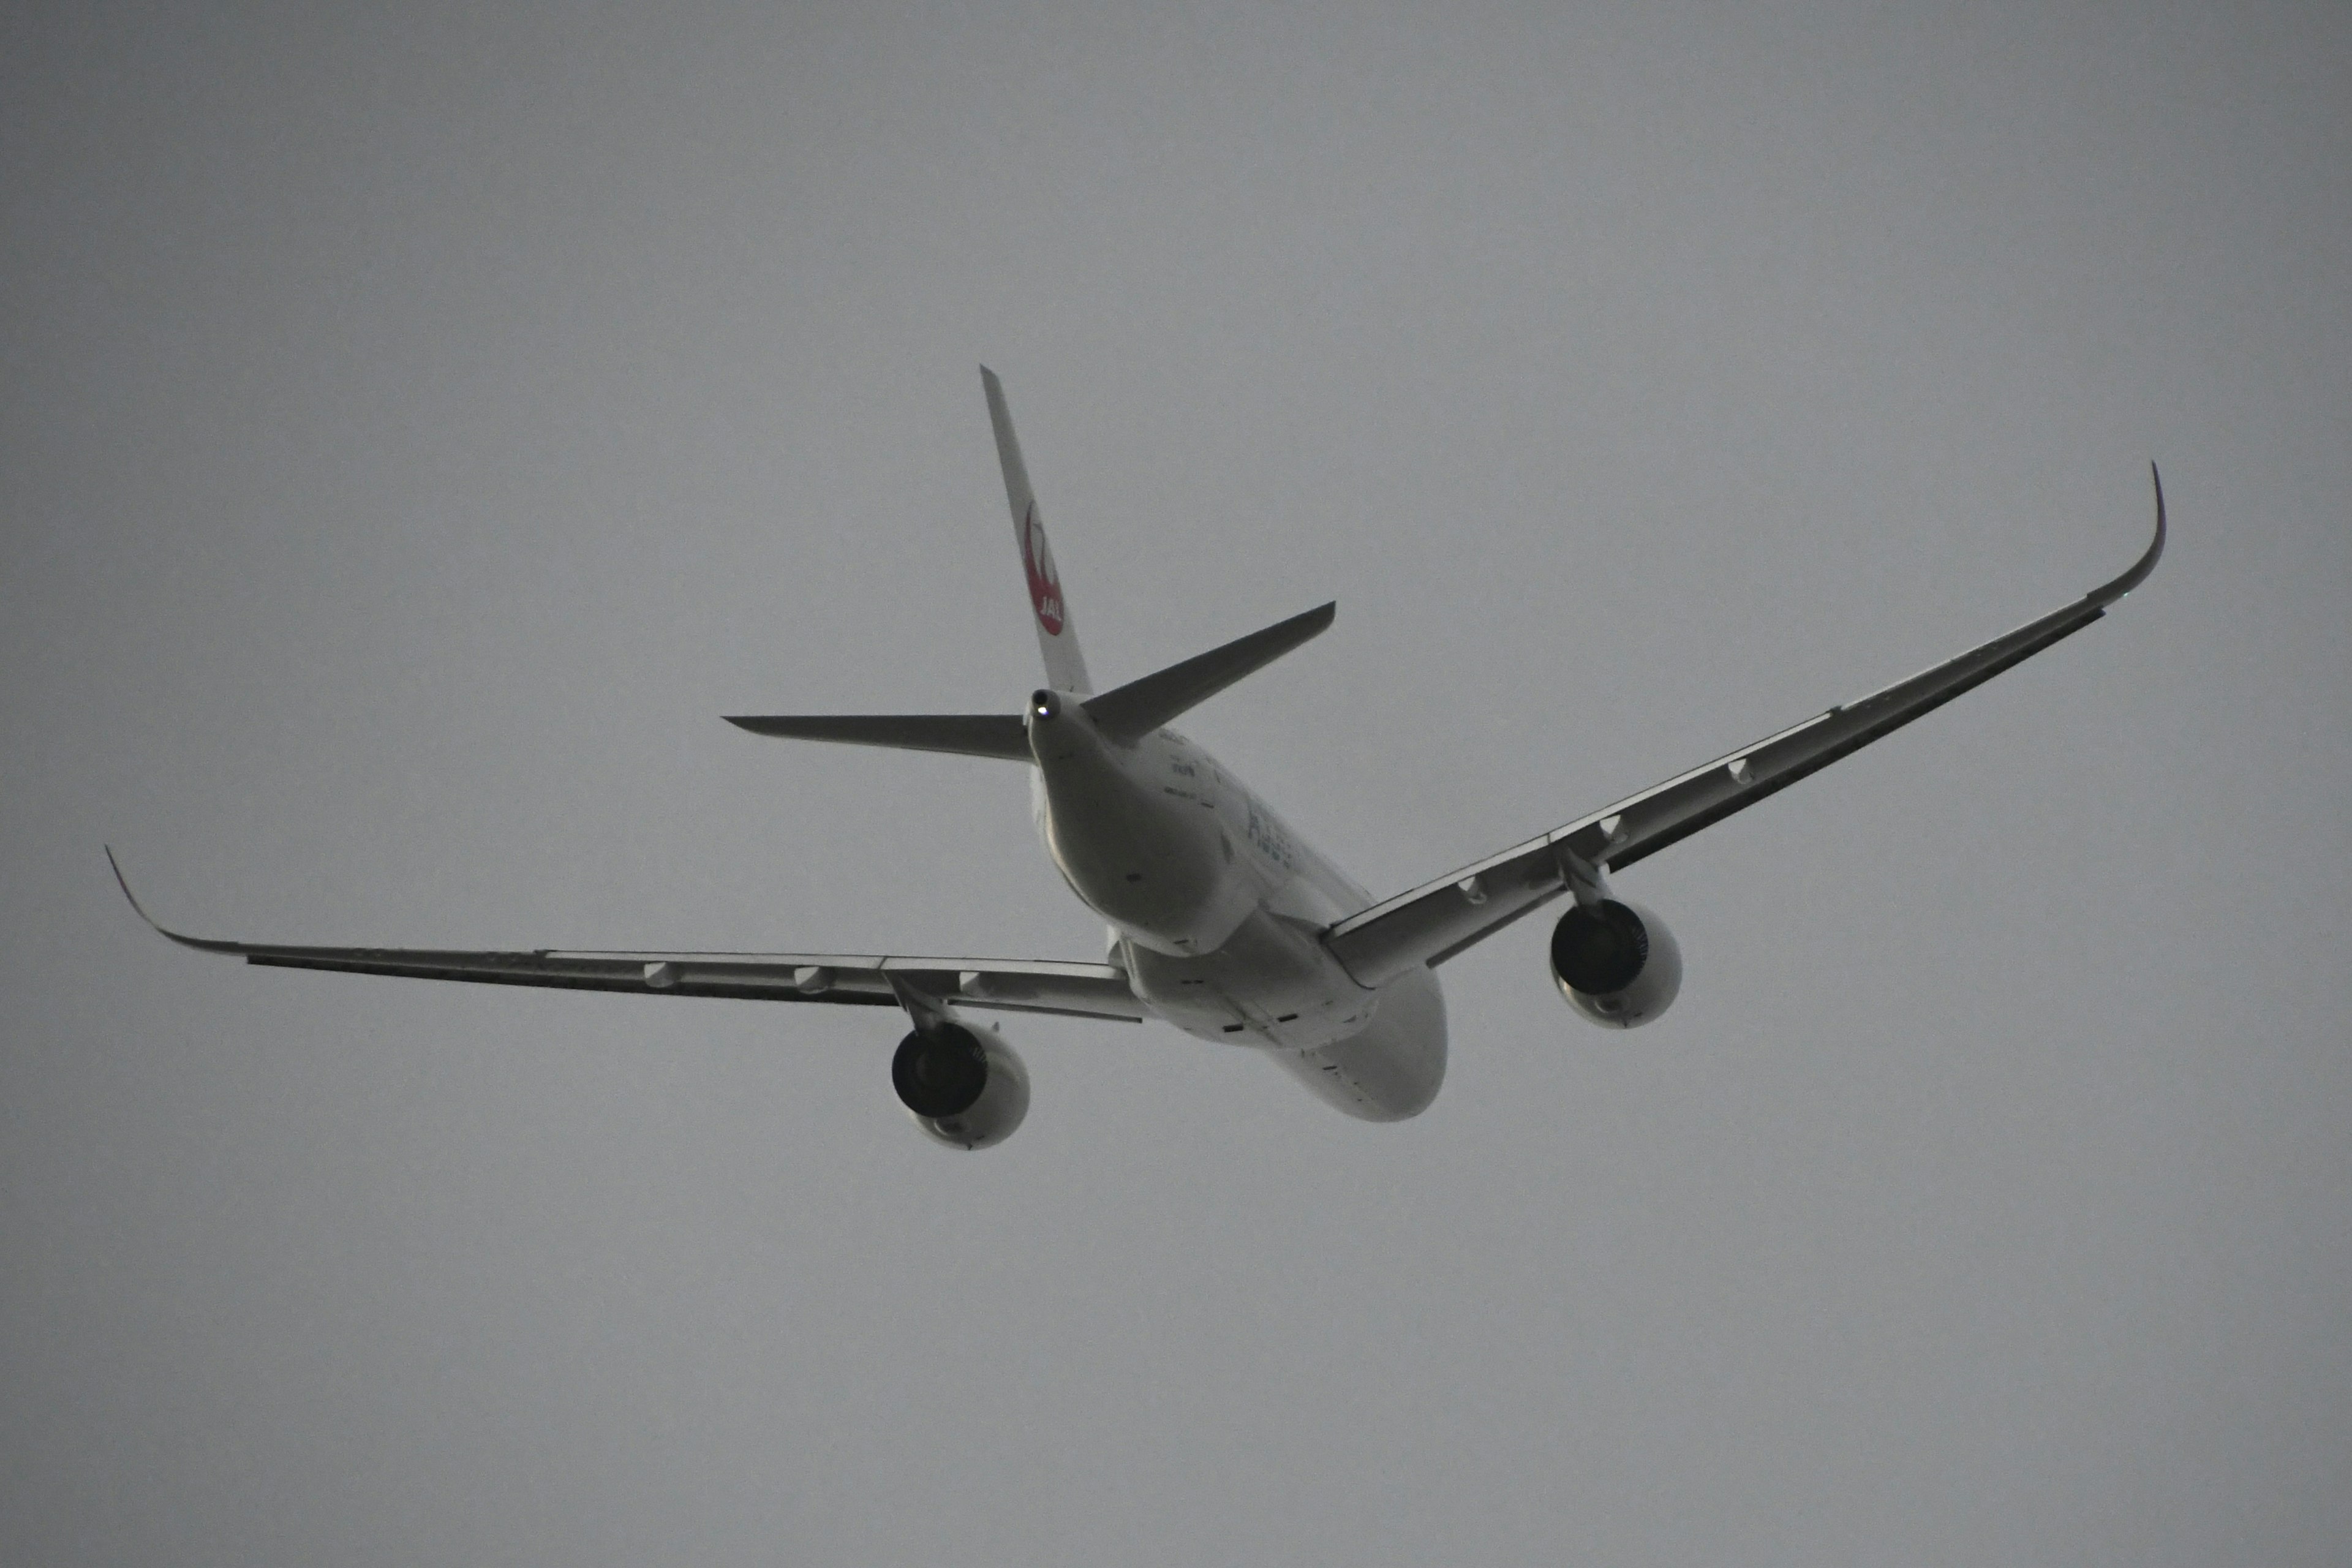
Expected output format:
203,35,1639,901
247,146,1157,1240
2094,463,2166,606
106,848,243,955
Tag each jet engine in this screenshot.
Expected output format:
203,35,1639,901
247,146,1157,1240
891,1020,1031,1149
1549,897,1682,1027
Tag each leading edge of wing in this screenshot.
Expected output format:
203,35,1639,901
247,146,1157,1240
106,850,1145,1021
1323,470,2166,988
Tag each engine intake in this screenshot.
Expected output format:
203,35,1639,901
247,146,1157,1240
1550,897,1681,1027
891,1022,1030,1149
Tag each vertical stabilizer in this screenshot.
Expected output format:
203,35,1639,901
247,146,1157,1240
982,367,1093,695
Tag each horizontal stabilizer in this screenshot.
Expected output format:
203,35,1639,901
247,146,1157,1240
725,713,1030,760
1084,602,1336,744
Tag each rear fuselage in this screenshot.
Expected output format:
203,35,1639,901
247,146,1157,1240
1023,690,1446,1120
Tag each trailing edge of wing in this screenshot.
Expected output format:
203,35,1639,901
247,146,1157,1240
1323,469,2167,989
725,713,1031,760
105,849,1145,1021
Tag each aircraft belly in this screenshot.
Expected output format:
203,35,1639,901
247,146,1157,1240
1125,907,1377,1049
1035,718,1445,1115
1265,965,1448,1121
1038,740,1256,956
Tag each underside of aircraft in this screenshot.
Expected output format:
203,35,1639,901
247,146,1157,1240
115,369,2165,1148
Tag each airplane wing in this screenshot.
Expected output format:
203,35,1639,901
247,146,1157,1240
1324,469,2167,990
108,851,1145,1023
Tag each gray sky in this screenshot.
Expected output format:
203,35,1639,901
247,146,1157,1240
5,2,2348,1562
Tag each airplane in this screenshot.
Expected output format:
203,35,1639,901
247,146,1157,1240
113,368,2166,1149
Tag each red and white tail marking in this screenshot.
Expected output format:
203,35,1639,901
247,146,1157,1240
1020,503,1065,636
983,367,1092,694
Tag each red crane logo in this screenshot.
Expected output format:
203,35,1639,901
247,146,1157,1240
1021,503,1065,635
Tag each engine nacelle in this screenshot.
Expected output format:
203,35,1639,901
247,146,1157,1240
1549,897,1682,1028
891,1021,1031,1150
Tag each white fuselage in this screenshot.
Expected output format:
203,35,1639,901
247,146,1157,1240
1023,691,1446,1120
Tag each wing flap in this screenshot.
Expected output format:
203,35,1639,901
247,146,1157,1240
242,949,905,1006
110,853,1145,1022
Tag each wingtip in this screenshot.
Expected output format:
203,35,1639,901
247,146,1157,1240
2124,461,2166,595
106,847,239,953
105,846,168,937
2083,465,2167,606
105,843,142,910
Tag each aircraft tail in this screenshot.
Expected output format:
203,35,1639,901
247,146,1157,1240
723,373,1333,761
982,368,1093,695
725,600,1338,758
